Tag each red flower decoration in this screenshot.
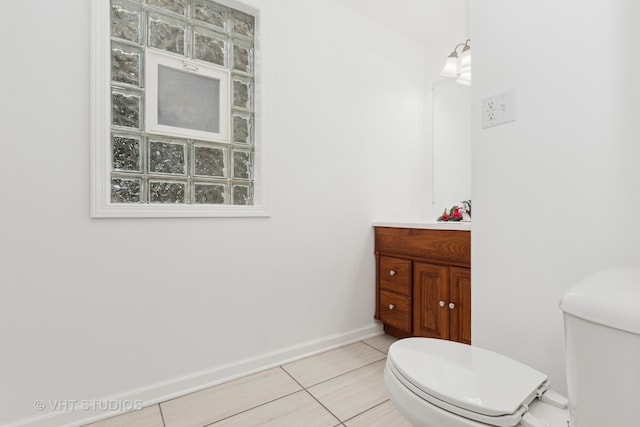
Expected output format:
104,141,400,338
437,201,470,222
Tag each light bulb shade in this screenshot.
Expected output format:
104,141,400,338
459,50,471,73
440,56,459,78
456,70,471,86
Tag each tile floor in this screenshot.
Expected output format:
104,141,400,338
86,334,412,427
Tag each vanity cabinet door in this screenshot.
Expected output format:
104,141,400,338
413,263,450,340
412,263,471,343
449,267,471,344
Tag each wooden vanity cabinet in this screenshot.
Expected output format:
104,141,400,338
374,227,471,344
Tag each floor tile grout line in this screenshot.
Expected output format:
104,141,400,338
360,340,390,355
279,365,305,389
277,363,338,421
281,357,390,426
201,388,304,427
156,365,293,407
281,364,368,426
341,398,392,424
292,356,387,389
280,339,388,388
156,366,302,422
158,403,167,427
301,388,343,425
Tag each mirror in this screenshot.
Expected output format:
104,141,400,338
432,79,471,209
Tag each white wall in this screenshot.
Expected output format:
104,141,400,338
471,0,640,394
0,1,430,425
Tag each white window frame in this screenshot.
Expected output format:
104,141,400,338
146,49,230,143
90,0,267,218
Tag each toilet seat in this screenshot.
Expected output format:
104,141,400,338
387,338,551,427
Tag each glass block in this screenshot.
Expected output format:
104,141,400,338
232,149,252,179
111,0,142,44
147,0,185,16
232,111,252,144
112,90,141,129
194,145,226,177
232,38,252,74
194,183,226,204
112,135,141,171
193,0,227,30
111,177,142,203
232,183,252,205
193,27,226,66
149,140,186,174
111,43,142,86
149,180,186,203
148,12,186,55
231,9,254,38
232,76,253,110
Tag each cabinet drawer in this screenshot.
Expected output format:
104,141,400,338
379,256,411,295
380,290,411,332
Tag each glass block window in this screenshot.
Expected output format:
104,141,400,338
109,0,257,206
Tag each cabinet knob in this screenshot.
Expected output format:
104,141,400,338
439,300,445,307
389,270,396,276
388,304,395,310
449,303,456,310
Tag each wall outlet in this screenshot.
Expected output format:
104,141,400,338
481,89,516,129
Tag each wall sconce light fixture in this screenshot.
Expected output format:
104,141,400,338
441,39,471,86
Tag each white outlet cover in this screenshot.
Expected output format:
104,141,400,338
481,96,496,128
481,88,516,129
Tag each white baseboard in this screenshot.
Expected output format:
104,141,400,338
8,323,383,427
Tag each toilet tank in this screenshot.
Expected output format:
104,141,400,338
560,267,640,427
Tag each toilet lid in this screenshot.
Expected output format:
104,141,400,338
388,338,548,421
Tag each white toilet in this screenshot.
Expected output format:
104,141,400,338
385,267,640,427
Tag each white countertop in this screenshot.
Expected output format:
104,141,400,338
372,220,471,231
